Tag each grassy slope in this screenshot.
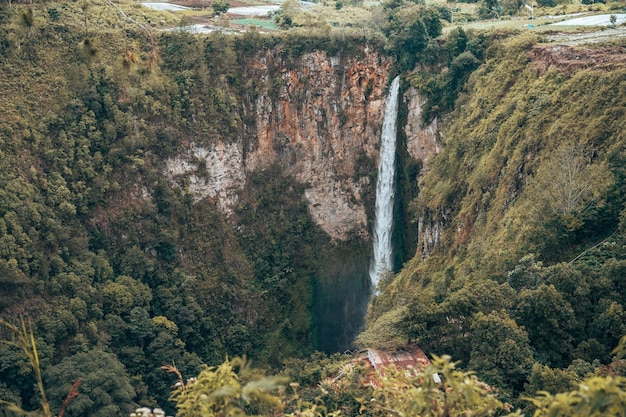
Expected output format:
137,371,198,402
0,1,376,411
360,33,626,348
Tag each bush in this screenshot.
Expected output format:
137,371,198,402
211,0,230,15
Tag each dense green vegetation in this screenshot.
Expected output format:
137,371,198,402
168,340,626,416
0,0,384,413
3,316,626,416
1,0,626,414
361,29,626,408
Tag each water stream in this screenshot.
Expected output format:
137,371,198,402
369,76,400,291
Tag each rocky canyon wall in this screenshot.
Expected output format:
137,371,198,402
245,50,392,241
403,86,442,258
164,49,442,249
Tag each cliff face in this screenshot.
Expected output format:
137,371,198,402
247,50,392,241
163,51,446,245
404,87,440,163
165,49,393,241
403,86,442,257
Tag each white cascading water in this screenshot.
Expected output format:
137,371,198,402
369,76,400,291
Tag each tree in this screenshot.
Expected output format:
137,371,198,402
523,363,577,397
507,254,543,290
383,4,446,71
469,310,534,393
535,143,613,220
44,349,135,417
515,284,577,367
0,259,32,310
590,302,626,351
478,0,502,18
211,0,230,15
443,27,467,64
102,275,152,315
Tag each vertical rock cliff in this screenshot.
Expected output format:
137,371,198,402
246,50,392,241
165,49,392,242
403,86,442,259
163,50,446,256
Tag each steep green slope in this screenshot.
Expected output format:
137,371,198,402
361,34,626,399
0,1,377,413
2,0,625,412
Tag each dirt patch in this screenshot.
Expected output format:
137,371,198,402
545,27,626,46
172,0,251,8
528,44,626,75
187,14,214,25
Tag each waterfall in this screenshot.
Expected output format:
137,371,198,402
370,76,400,291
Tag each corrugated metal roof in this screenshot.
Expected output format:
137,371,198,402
329,345,435,388
366,345,431,375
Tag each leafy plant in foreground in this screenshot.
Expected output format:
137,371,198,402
370,354,509,417
0,318,79,417
165,357,339,417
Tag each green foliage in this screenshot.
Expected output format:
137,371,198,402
403,28,494,123
523,374,626,417
469,310,534,393
168,354,515,416
170,358,285,417
165,344,626,416
235,166,326,363
409,49,481,121
382,3,448,71
369,354,508,416
523,363,577,398
211,0,230,15
515,284,577,367
45,349,135,417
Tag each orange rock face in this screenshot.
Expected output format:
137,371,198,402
165,49,441,242
243,50,392,241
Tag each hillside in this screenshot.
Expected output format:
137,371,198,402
0,0,391,412
360,31,626,401
1,0,626,415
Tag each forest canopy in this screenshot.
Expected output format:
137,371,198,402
1,0,626,415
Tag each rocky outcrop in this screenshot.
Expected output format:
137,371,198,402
418,217,443,259
529,44,626,75
243,50,392,240
404,87,439,164
165,141,245,215
404,87,442,258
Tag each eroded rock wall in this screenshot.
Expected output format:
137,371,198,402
404,86,440,163
163,50,446,248
166,49,392,241
404,86,442,258
164,141,245,215
245,50,391,241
